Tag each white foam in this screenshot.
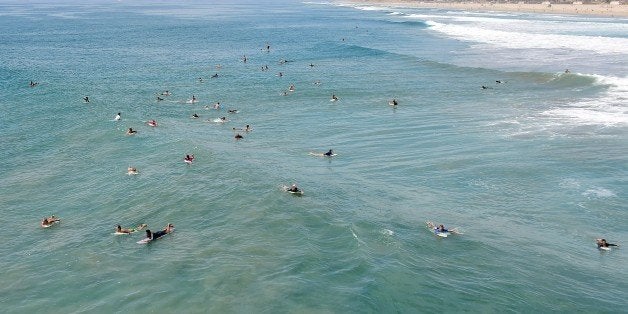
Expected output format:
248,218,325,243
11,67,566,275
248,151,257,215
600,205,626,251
541,75,628,126
582,187,616,198
425,20,628,55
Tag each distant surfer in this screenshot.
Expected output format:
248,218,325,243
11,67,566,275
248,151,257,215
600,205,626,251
161,91,171,96
41,215,60,227
596,238,618,249
324,149,334,157
331,94,339,101
289,84,295,92
564,69,570,73
235,133,243,140
144,223,174,242
126,128,137,135
157,96,164,101
228,109,238,114
127,167,138,175
389,99,398,106
116,225,135,234
83,96,90,103
211,73,219,78
191,113,199,119
147,119,157,127
184,154,195,163
29,81,38,87
287,184,301,193
114,112,121,121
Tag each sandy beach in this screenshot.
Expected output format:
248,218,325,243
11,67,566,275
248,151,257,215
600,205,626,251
340,0,628,17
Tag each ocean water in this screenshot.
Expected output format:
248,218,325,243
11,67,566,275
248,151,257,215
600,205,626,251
1,1,626,312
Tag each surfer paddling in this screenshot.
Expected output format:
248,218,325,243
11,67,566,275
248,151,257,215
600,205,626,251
41,215,60,227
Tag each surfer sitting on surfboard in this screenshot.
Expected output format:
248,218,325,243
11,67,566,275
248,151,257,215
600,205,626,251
324,149,334,157
126,128,137,135
41,215,60,227
184,154,194,163
596,238,618,249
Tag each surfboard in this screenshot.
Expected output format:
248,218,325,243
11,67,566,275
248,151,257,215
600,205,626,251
309,152,337,157
137,238,151,244
599,246,611,251
41,220,60,228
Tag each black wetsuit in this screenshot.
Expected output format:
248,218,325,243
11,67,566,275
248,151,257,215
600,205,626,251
152,230,167,240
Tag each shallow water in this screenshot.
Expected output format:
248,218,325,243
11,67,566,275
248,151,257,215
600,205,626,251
1,1,626,312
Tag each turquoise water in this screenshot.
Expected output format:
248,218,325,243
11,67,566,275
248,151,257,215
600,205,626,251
1,1,626,312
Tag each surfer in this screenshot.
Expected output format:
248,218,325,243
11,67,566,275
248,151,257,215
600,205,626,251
83,96,90,103
596,239,618,248
147,119,157,127
41,215,60,227
191,113,199,119
126,128,137,135
324,149,334,157
114,112,121,121
331,94,339,101
213,102,221,110
29,81,38,87
127,167,138,175
245,124,251,132
184,154,194,163
192,95,197,103
289,84,295,92
389,99,398,106
157,96,164,101
145,223,174,241
161,91,171,96
287,184,301,193
235,133,243,140
228,109,238,114
116,225,135,234
436,224,448,233
211,73,219,78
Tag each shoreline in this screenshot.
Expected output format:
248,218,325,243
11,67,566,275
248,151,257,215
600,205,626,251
338,0,628,17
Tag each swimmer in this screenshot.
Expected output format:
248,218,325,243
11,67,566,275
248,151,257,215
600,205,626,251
126,128,137,135
147,119,157,127
114,112,121,121
323,149,334,157
191,113,200,119
235,133,243,140
127,167,138,175
83,96,90,103
596,238,618,249
41,215,60,227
